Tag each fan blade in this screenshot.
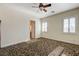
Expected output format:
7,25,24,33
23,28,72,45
43,9,47,12
43,4,51,8
39,3,43,8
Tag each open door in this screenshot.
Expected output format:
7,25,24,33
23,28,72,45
30,20,35,39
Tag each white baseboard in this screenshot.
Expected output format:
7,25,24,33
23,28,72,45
1,39,30,48
42,37,79,45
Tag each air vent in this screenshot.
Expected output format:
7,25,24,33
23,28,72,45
51,11,55,13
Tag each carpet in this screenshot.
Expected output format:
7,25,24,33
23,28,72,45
0,38,79,56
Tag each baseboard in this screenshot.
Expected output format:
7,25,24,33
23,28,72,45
40,37,79,46
1,39,30,48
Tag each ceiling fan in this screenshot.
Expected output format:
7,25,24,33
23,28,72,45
32,3,51,12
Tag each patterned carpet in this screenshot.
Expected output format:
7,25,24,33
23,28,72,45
0,38,79,56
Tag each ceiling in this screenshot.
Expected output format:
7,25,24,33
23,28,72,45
2,3,79,18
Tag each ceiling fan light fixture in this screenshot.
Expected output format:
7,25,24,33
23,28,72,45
32,3,51,12
39,7,43,11
43,9,47,12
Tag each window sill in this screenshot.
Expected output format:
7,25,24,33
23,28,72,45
42,31,47,33
62,32,77,35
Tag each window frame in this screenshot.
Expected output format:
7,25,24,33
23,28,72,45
42,21,47,32
63,17,76,34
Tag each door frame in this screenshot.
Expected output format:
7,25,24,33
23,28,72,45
29,20,35,39
0,20,1,48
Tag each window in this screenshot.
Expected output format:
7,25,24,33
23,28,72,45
70,17,75,32
63,17,75,33
42,22,47,32
64,19,68,32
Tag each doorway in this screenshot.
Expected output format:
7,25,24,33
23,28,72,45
30,20,35,39
0,20,1,48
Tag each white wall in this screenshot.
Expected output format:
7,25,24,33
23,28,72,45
35,19,41,38
0,5,41,48
41,8,79,45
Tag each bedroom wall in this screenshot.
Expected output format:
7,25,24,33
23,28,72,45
40,8,79,45
0,5,41,48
